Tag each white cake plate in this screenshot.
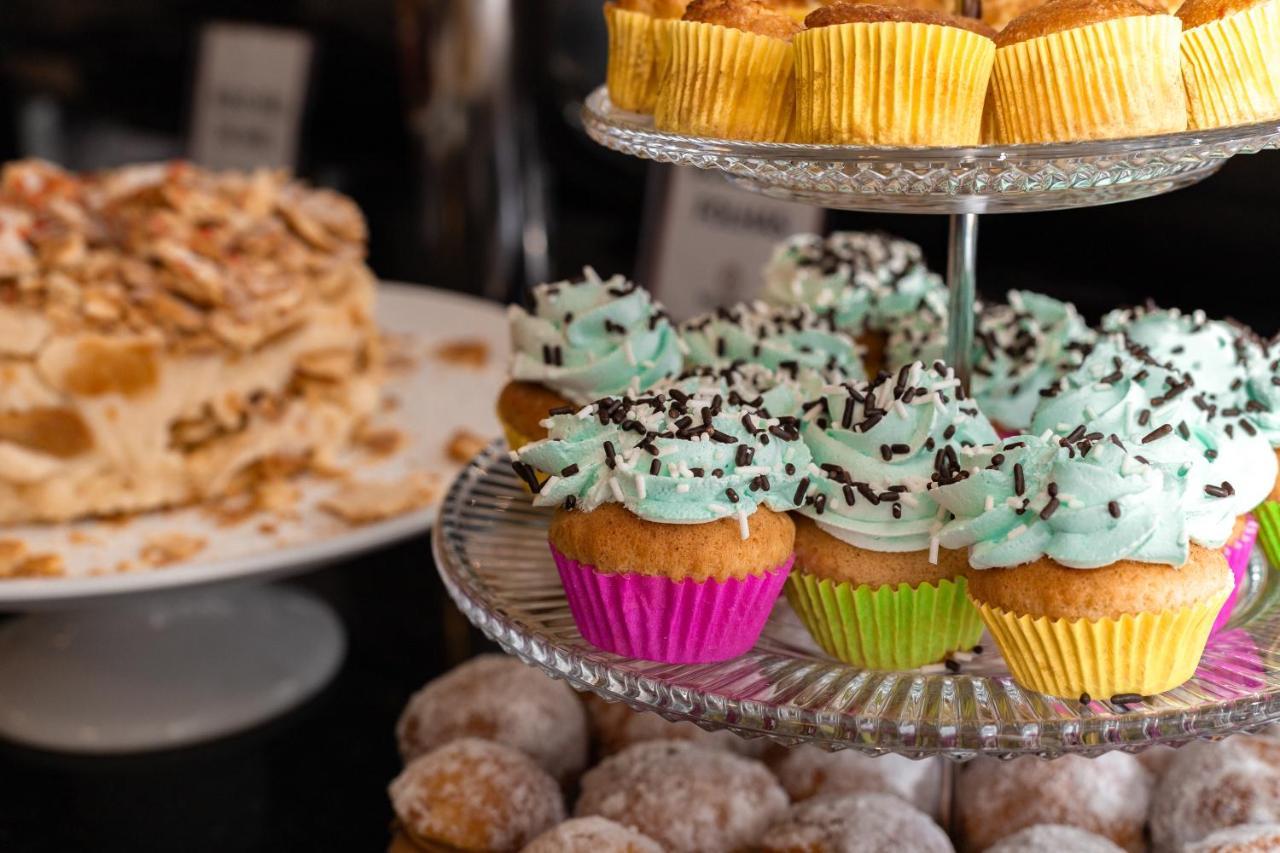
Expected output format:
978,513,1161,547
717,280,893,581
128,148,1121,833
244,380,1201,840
437,442,1280,760
0,283,507,752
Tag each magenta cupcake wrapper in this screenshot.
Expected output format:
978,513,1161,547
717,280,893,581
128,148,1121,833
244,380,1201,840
1214,515,1259,634
550,544,793,664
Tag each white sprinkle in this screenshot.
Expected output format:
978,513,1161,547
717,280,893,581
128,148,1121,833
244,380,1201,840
950,650,976,663
1056,422,1071,432
577,406,595,420
928,535,940,565
1006,525,1027,540
635,474,646,500
737,465,773,476
918,663,948,674
984,495,995,512
675,336,690,356
933,393,947,415
623,340,637,366
707,502,728,514
738,509,750,540
676,484,690,494
608,478,625,502
1039,428,1055,443
507,450,521,462
893,400,909,419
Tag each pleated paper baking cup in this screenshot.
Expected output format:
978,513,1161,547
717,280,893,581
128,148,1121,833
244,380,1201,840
1215,514,1260,634
605,4,664,113
550,544,793,663
655,20,795,141
1181,0,1280,129
794,22,995,145
974,591,1228,698
990,15,1187,143
1258,500,1280,568
785,572,984,669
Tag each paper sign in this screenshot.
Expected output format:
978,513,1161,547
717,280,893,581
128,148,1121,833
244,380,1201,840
190,22,313,170
638,164,824,320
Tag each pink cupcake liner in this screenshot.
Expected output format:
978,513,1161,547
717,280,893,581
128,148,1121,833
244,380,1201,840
550,543,793,664
1214,515,1259,634
994,423,1021,440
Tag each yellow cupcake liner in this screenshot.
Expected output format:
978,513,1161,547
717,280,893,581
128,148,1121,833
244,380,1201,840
1181,0,1280,129
990,15,1187,143
785,572,984,670
974,589,1228,699
794,21,995,145
605,4,664,113
655,20,795,142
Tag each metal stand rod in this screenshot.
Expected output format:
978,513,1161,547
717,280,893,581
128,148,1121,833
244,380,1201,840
945,213,979,392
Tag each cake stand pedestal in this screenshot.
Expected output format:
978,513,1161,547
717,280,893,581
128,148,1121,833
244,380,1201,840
0,585,343,753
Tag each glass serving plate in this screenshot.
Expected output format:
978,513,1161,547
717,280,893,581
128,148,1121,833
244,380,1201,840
582,87,1280,214
435,441,1280,759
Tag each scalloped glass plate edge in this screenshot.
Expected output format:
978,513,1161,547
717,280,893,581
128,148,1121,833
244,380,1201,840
435,441,1280,759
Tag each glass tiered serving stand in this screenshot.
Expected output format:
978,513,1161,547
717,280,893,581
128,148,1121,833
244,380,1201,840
434,87,1280,759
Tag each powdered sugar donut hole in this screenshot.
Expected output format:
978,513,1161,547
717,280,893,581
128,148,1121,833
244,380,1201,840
759,792,953,853
388,738,565,852
986,824,1125,853
768,745,942,814
583,693,769,758
396,654,588,783
520,816,664,852
575,740,788,853
956,753,1151,852
1184,823,1280,852
1150,736,1280,851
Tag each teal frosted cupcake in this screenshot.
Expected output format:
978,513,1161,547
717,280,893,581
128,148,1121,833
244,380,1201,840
499,268,684,450
761,232,946,375
681,301,865,380
1100,305,1243,381
785,360,997,669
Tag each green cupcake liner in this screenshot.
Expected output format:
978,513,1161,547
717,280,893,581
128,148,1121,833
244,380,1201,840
1258,501,1280,569
785,571,984,670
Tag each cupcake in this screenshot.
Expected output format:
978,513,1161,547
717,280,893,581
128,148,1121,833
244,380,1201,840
794,3,997,146
988,0,1187,143
761,231,948,375
786,361,997,669
682,301,866,378
604,1,691,113
499,268,682,452
655,0,800,141
932,432,1232,698
1178,0,1280,129
514,378,813,663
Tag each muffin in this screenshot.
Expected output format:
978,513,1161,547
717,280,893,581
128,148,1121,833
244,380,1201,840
761,231,947,375
794,3,997,145
786,361,996,669
1149,736,1280,850
759,793,954,853
1178,0,1280,129
988,0,1187,143
932,432,1232,698
957,754,1151,852
514,377,812,663
575,740,788,853
604,0,690,113
394,654,588,783
388,739,565,853
500,268,682,451
655,0,801,141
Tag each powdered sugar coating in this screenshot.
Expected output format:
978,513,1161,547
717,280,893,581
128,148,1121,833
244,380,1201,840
987,824,1125,853
396,654,588,783
768,746,941,814
1186,823,1280,852
760,793,953,853
1150,737,1280,851
575,740,788,853
585,693,769,758
388,738,565,852
521,816,664,853
957,753,1151,852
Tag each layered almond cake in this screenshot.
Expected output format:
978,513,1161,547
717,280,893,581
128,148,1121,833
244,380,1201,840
0,159,382,524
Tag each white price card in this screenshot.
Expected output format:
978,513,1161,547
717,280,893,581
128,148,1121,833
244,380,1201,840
638,164,824,320
190,22,314,170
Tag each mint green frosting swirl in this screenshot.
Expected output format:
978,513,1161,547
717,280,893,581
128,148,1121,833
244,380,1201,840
669,362,825,420
797,361,997,551
681,301,867,381
762,232,945,334
1031,335,1276,547
932,434,1191,569
1244,342,1280,446
509,268,683,404
515,378,813,531
1101,305,1245,388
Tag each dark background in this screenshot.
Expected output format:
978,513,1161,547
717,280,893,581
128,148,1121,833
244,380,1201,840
0,2,1277,850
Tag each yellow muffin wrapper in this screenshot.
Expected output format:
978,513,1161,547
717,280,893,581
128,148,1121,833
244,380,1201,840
990,15,1187,144
786,572,984,670
974,589,1228,699
794,22,995,145
1181,0,1280,130
605,4,664,113
655,20,795,142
